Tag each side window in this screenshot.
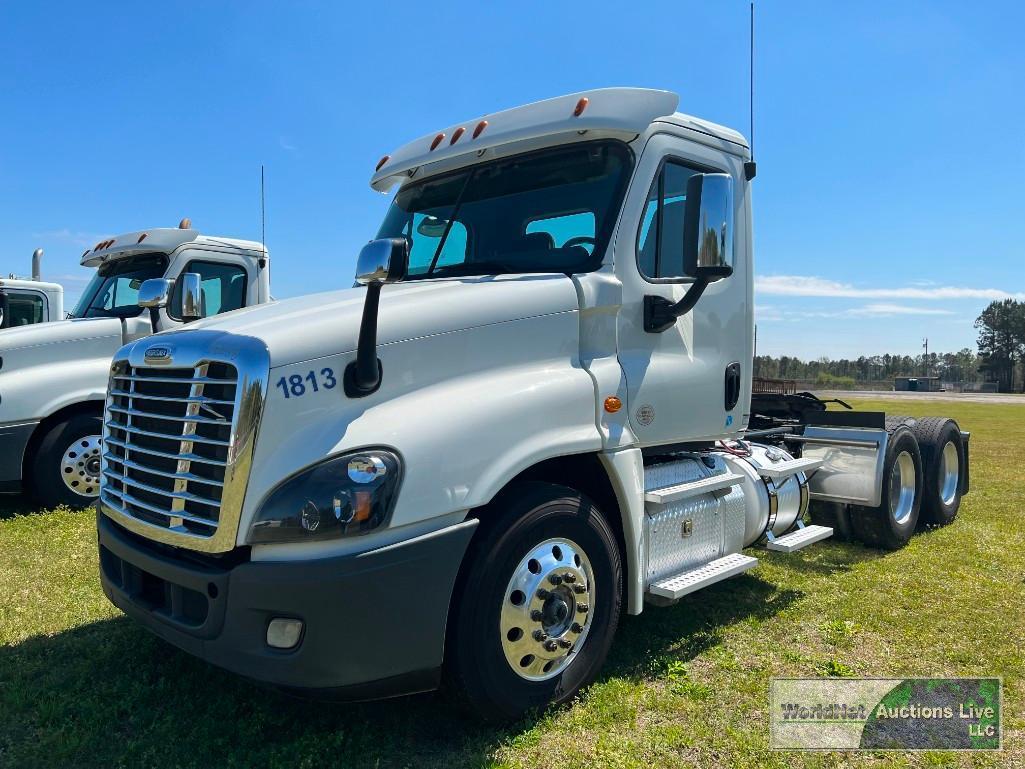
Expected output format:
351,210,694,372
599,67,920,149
406,213,469,275
637,160,703,279
171,261,248,318
526,212,597,255
7,293,45,326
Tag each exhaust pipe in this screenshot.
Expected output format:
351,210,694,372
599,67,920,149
31,248,43,281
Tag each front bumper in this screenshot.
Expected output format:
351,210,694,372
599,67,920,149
0,421,37,492
98,512,477,699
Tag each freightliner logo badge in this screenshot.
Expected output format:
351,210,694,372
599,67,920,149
144,345,173,364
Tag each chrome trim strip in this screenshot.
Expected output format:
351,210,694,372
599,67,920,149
101,488,217,529
103,435,226,466
107,404,231,426
104,454,225,487
102,468,222,507
109,389,235,406
99,331,269,553
112,374,239,386
104,420,231,447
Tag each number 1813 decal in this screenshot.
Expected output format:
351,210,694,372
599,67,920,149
275,368,337,399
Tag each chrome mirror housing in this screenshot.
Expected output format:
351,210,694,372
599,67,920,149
137,278,173,309
180,272,204,322
683,173,734,282
355,238,409,285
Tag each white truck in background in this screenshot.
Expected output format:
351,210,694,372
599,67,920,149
96,89,970,720
0,223,270,507
0,249,64,328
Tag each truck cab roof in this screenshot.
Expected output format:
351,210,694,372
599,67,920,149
0,277,63,294
370,87,749,192
81,228,267,268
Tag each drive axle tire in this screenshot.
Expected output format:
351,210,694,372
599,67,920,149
448,482,622,721
910,417,965,528
29,414,104,509
807,500,854,542
849,425,923,550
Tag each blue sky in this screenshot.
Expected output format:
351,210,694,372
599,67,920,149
2,1,1022,359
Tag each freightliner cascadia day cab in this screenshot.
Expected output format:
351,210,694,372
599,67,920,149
0,223,269,507
0,249,63,328
96,89,970,719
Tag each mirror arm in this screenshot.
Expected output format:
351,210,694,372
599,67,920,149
643,278,710,333
344,281,384,398
148,306,162,332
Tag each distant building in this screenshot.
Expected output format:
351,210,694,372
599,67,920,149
894,376,943,392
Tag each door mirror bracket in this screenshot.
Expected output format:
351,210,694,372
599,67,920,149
344,238,409,398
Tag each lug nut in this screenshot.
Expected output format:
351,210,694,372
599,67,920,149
544,639,559,652
577,603,589,613
563,573,576,583
548,574,563,586
573,584,586,594
530,610,543,621
559,638,573,649
536,588,550,600
533,630,547,642
571,623,584,634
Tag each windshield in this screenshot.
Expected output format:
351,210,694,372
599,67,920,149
70,253,168,318
376,141,633,279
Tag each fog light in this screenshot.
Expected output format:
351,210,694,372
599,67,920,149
267,618,304,649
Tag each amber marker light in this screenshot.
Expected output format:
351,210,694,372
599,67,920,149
137,233,148,243
604,396,623,413
429,132,445,151
472,120,488,139
573,97,589,117
450,126,465,144
375,155,390,171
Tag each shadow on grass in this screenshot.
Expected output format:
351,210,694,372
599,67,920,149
0,573,798,768
0,494,37,521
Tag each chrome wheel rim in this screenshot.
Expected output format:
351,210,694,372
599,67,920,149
938,440,959,506
500,537,594,681
60,435,102,498
888,450,916,525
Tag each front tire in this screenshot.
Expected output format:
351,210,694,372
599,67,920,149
448,482,622,721
850,425,923,550
29,414,103,508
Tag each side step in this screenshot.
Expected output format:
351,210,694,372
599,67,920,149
644,472,745,506
756,456,824,480
764,523,833,553
647,553,759,600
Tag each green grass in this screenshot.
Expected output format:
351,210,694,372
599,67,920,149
1,399,1022,767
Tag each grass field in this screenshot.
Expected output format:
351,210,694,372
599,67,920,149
1,398,1022,768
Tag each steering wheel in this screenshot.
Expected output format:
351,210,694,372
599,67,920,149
562,236,596,252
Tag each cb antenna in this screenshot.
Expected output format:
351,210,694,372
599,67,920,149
744,1,758,181
259,164,267,269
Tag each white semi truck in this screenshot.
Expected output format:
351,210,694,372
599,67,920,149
0,224,269,507
96,89,969,720
0,249,64,328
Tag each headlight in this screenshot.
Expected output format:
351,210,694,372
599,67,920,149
247,449,401,544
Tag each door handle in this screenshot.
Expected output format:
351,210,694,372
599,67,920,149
724,362,742,410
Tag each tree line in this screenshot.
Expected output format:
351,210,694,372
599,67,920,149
755,299,1025,392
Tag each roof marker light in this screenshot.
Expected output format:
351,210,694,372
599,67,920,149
179,218,191,229
376,155,390,171
472,120,488,139
450,126,465,145
137,233,148,243
82,249,90,258
429,133,445,151
573,97,589,117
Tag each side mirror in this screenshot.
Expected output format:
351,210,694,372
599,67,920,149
137,278,173,331
180,272,204,322
683,173,734,283
644,173,735,333
355,238,409,285
345,238,410,398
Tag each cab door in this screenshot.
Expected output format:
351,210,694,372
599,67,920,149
614,132,751,446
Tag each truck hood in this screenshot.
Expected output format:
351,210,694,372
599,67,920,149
0,316,122,353
177,274,581,368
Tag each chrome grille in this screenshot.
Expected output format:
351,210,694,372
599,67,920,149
101,362,238,537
